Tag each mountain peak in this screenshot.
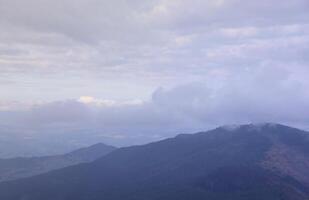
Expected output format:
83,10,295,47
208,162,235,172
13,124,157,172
84,142,116,150
219,122,284,131
0,123,308,199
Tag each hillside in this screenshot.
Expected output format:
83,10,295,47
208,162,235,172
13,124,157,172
0,123,308,200
0,143,116,182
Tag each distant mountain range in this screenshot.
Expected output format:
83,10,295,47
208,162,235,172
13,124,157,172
0,123,308,200
0,143,116,182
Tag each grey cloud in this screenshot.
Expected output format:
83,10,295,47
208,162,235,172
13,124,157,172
1,0,308,44
30,100,92,124
0,0,308,81
147,0,309,30
0,0,166,46
1,65,309,148
0,0,309,153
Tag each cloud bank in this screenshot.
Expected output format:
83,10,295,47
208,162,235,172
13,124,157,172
1,65,309,150
1,0,308,101
0,0,309,155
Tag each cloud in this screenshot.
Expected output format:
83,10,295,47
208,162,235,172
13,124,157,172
0,0,309,154
78,96,143,107
0,0,144,43
1,64,309,149
144,0,309,30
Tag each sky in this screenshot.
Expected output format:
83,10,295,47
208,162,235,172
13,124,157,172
0,0,309,155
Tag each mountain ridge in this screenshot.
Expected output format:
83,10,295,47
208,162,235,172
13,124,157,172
0,143,116,182
0,123,308,200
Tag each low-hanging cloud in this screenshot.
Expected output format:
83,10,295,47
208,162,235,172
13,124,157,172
0,0,309,156
1,65,309,149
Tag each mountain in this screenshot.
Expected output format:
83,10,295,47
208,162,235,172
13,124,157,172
0,123,308,200
0,143,116,182
0,128,118,158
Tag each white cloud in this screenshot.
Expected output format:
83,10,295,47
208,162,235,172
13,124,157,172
78,96,143,107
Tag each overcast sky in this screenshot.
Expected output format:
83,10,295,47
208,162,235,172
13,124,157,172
1,0,309,151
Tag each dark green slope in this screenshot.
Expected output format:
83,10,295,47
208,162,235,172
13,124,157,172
0,123,308,200
0,143,116,182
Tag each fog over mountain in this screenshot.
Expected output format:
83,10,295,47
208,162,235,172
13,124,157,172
1,0,309,199
0,0,309,150
0,0,309,167
1,67,309,152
